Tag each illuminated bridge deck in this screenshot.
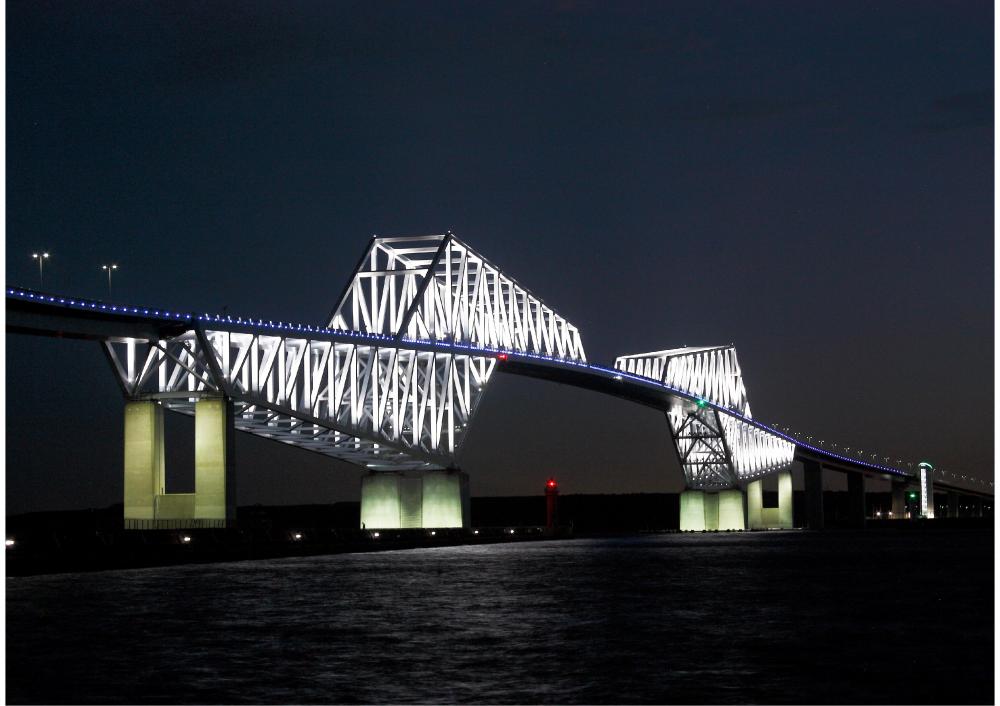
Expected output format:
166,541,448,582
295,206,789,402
5,286,993,497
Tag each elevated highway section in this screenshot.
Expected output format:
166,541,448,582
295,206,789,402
6,233,991,531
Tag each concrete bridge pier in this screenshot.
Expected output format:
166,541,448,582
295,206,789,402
123,397,235,529
746,470,793,529
947,491,960,518
360,469,470,530
846,473,866,527
679,489,745,531
891,481,907,519
802,460,824,529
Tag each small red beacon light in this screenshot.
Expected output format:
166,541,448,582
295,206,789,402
497,353,508,361
545,477,559,529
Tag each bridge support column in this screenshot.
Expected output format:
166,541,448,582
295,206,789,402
360,470,469,530
679,490,706,531
747,480,764,529
776,470,793,528
803,460,824,529
123,397,234,529
847,473,866,527
891,481,906,519
123,400,165,523
717,489,745,530
746,471,792,529
948,492,959,518
193,398,236,525
703,493,720,530
680,490,746,531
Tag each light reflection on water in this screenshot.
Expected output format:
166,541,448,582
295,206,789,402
6,532,993,704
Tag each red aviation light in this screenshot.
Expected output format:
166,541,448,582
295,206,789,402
547,478,557,489
497,353,508,361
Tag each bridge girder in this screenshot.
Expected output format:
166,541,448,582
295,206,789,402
104,325,496,471
11,236,984,496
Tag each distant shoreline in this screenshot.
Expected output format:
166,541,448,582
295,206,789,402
5,506,992,578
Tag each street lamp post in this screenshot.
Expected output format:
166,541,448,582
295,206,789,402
101,264,118,297
31,252,50,287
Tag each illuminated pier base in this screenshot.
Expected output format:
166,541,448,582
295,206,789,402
123,398,234,529
747,470,793,529
360,470,470,529
679,489,745,531
679,490,706,531
717,490,746,530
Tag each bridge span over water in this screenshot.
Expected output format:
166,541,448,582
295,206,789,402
6,233,992,531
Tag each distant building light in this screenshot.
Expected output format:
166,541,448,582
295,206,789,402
181,535,192,544
373,532,380,538
430,530,436,536
473,530,479,535
292,533,303,541
5,539,14,548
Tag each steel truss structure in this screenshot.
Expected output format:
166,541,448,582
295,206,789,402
616,346,751,416
616,347,795,489
91,235,793,487
101,236,586,471
104,328,496,470
328,233,587,362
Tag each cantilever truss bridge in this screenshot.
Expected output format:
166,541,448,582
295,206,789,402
6,233,992,496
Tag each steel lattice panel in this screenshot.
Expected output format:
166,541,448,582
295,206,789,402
328,234,587,362
104,328,495,470
619,347,795,488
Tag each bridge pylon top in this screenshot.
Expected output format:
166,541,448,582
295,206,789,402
327,233,587,362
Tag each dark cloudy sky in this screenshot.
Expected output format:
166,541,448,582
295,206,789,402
6,1,993,513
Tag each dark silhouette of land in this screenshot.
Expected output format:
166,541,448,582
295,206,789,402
5,492,990,576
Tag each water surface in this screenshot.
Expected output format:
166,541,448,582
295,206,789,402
6,531,993,703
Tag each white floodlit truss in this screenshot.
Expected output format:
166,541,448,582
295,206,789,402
103,326,495,470
616,346,751,416
617,347,794,489
93,238,797,484
328,234,587,362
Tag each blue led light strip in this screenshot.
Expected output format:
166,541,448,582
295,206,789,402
3,285,922,480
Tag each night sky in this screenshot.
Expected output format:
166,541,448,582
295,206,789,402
5,1,993,514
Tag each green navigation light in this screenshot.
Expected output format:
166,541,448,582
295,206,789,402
696,399,707,408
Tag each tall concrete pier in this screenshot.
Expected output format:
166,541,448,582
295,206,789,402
360,470,470,529
747,470,793,529
123,397,234,529
679,489,745,531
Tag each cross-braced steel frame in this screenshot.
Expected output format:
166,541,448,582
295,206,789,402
102,235,587,471
97,234,797,488
104,327,497,470
617,347,795,489
328,233,587,362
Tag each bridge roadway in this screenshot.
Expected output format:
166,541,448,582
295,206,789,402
6,288,992,529
8,285,990,495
